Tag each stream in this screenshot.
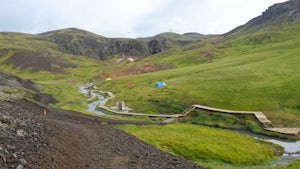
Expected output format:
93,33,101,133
236,130,300,156
78,84,105,115
235,130,300,167
78,84,300,164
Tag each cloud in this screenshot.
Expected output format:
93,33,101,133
0,0,287,37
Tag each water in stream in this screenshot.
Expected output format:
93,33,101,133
236,130,300,156
235,129,300,169
78,84,105,115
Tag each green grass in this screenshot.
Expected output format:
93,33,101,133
2,23,300,128
181,110,248,129
115,124,282,167
0,35,104,112
98,22,300,127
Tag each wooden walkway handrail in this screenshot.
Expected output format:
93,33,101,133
99,105,185,118
191,104,273,127
191,105,262,114
188,104,300,135
85,84,299,135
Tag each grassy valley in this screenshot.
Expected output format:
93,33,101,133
97,18,300,168
99,22,300,128
0,1,300,168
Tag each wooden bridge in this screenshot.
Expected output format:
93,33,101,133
186,105,274,128
182,105,300,135
97,91,185,119
85,84,299,136
98,105,185,118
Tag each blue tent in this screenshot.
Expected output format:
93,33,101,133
154,81,166,88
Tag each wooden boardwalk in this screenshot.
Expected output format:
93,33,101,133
265,128,300,135
97,90,185,119
190,105,274,128
97,93,299,135
186,105,300,135
86,84,299,135
99,105,185,118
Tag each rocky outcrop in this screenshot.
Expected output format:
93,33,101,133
41,28,201,60
226,0,300,35
0,71,56,104
248,0,300,26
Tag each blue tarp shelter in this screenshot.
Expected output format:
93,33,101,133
154,81,166,88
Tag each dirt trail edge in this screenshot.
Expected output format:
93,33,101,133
0,99,203,169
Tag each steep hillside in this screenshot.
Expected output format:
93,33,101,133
0,32,77,73
227,0,300,35
0,71,56,104
40,28,110,60
41,28,204,60
0,28,204,77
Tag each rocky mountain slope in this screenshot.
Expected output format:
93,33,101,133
227,0,300,35
40,28,204,60
0,28,204,76
0,71,56,104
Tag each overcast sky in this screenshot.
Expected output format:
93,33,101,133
0,0,287,38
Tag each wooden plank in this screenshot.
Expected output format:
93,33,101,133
265,128,300,135
191,104,272,125
98,105,185,118
192,105,260,114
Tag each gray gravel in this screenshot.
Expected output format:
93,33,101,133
0,101,50,169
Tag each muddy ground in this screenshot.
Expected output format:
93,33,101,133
0,99,203,169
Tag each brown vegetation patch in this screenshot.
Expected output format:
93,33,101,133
209,37,224,44
98,63,176,79
198,49,214,62
117,63,175,75
2,51,76,73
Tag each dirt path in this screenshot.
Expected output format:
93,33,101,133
0,99,203,169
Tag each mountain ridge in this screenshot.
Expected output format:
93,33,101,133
226,0,300,35
40,28,205,60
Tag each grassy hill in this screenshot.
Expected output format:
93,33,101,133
98,21,300,128
96,9,300,167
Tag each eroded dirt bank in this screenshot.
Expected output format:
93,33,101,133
0,99,203,169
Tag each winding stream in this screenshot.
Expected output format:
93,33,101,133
78,84,105,115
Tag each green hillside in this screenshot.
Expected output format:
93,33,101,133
99,22,300,128
97,18,300,169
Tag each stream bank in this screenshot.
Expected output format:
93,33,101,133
235,130,300,167
79,84,105,115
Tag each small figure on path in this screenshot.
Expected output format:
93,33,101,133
43,107,47,115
